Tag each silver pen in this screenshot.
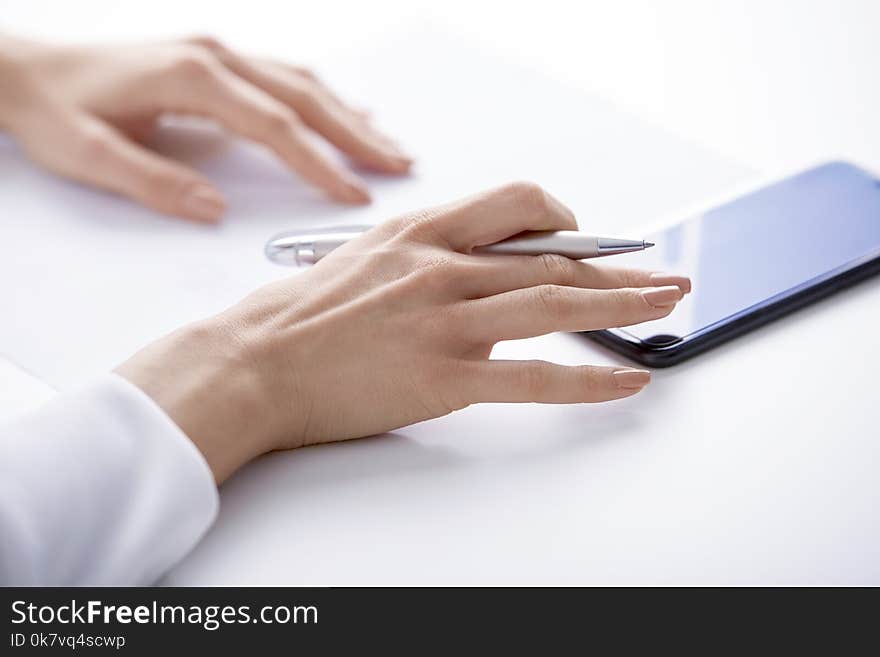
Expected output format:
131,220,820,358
265,225,654,266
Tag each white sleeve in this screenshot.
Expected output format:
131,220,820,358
0,373,219,585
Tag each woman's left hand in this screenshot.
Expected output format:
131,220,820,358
0,34,412,221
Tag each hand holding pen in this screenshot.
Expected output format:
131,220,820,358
119,182,690,483
266,227,654,266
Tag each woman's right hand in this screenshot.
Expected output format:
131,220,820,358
117,182,691,483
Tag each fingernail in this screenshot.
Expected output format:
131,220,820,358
642,285,683,308
386,152,414,170
613,368,651,389
183,184,226,222
336,174,371,204
650,272,692,294
377,143,414,171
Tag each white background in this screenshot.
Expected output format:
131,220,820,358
4,0,880,174
1,1,879,585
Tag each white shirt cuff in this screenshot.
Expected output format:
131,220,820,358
0,373,219,585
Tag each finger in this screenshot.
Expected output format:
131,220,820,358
28,114,225,222
160,49,370,204
179,38,408,172
259,58,372,117
285,84,412,173
568,264,693,294
224,56,412,172
459,253,692,298
462,360,651,404
405,182,577,251
463,285,684,342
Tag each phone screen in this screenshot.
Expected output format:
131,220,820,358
607,161,880,344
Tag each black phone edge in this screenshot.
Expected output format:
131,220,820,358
582,253,880,368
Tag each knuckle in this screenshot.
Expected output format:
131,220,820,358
168,46,217,79
406,253,464,293
579,366,605,393
259,108,296,137
401,209,436,233
184,35,226,53
521,362,551,399
437,360,474,411
621,268,651,288
534,284,570,319
393,209,447,246
504,180,548,216
614,287,642,309
424,253,459,276
292,65,318,81
537,253,575,285
368,215,409,244
73,128,112,164
288,83,320,109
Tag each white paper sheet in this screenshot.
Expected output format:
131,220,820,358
0,26,752,388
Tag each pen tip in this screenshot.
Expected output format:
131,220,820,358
643,241,655,249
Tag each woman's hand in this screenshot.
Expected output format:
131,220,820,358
0,34,411,221
117,182,691,483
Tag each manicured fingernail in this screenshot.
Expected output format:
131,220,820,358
377,143,414,171
613,369,651,389
337,174,371,204
386,151,414,169
642,285,683,308
183,184,226,222
650,272,692,294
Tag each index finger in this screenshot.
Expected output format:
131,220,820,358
407,182,577,251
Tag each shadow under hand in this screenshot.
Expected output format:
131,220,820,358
218,431,467,513
149,118,349,224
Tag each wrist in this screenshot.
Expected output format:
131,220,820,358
115,316,278,484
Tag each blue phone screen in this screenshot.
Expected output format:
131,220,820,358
610,161,880,342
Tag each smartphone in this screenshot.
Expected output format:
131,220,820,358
585,161,880,366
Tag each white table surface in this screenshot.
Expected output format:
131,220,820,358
2,2,879,585
159,279,880,585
